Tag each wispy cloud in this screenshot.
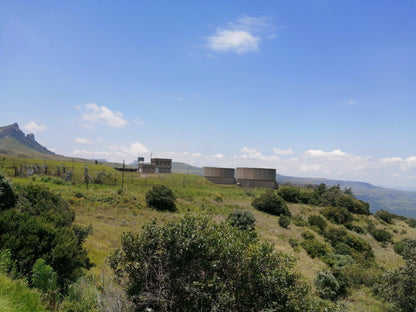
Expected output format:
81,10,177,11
23,121,47,133
75,138,94,144
206,15,277,54
80,103,128,128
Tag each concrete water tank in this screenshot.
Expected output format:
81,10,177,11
236,167,277,189
203,167,236,185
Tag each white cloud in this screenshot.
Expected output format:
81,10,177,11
207,30,260,54
75,138,93,144
273,148,294,156
23,121,47,133
206,15,277,54
303,149,347,158
80,103,128,128
213,153,224,158
72,141,150,163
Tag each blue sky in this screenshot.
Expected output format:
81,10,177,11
1,1,415,188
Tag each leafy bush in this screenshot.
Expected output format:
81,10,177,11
31,259,58,293
252,191,290,216
0,184,92,289
374,209,395,224
301,239,331,259
227,209,256,231
278,215,291,228
370,228,393,243
277,185,299,203
298,188,321,205
109,216,337,312
315,270,340,300
321,206,353,224
145,185,176,211
308,215,327,232
375,240,416,311
0,171,16,210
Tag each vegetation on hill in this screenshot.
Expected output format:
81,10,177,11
1,154,416,311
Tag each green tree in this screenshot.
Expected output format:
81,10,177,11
109,216,337,312
145,185,176,211
0,171,16,210
277,185,300,203
252,191,291,217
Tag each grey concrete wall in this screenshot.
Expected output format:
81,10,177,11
235,168,276,181
203,167,235,178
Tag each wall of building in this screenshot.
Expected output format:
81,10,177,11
203,167,236,185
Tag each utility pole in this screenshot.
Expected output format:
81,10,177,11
121,160,125,193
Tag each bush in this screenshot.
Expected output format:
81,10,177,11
375,240,416,311
145,185,176,211
370,228,393,243
315,270,340,300
308,215,327,232
277,185,299,203
405,218,416,228
109,216,337,312
252,191,290,217
321,206,353,225
301,239,331,259
0,184,92,289
298,188,321,205
227,209,256,231
375,210,395,224
0,171,16,210
279,215,291,228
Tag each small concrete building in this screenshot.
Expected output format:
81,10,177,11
138,158,172,174
203,167,236,185
151,158,172,173
236,167,277,189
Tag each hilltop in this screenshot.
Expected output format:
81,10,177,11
0,123,55,156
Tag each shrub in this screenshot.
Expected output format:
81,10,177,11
292,214,307,226
321,206,353,225
279,215,291,228
315,270,340,300
405,218,416,228
109,216,337,312
0,184,92,289
370,228,393,243
31,259,58,293
375,240,416,311
277,185,299,203
145,185,176,211
301,238,331,259
252,191,290,216
298,188,321,205
375,210,395,224
227,209,256,231
308,215,327,232
0,171,16,210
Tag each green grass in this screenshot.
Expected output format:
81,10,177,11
0,274,47,312
3,154,416,311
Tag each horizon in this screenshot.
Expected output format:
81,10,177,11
1,1,415,189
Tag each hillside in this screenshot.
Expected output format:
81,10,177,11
0,123,55,156
276,174,416,218
2,169,415,311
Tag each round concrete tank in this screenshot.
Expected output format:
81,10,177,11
203,167,236,185
236,168,276,181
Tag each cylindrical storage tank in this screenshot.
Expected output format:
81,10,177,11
236,168,276,181
236,167,277,189
203,167,236,185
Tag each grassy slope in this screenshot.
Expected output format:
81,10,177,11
4,155,416,311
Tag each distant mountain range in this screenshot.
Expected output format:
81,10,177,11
0,123,55,155
1,122,415,218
